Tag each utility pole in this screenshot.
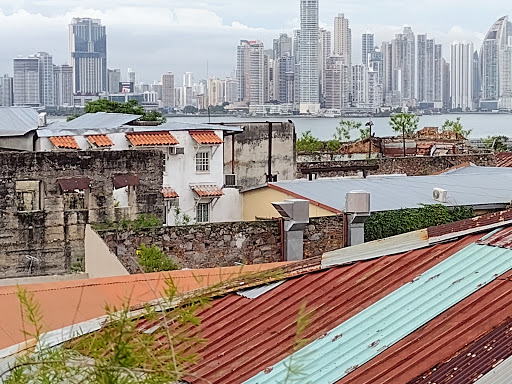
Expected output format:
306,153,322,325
365,120,374,159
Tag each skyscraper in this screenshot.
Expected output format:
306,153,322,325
35,52,54,107
451,42,474,111
53,65,73,106
324,56,350,109
127,68,136,84
236,40,265,105
319,28,332,105
107,69,121,93
480,16,512,109
417,35,435,104
434,44,443,104
273,34,293,102
334,13,351,65
161,72,175,108
0,75,13,107
299,0,320,113
69,18,107,95
362,33,375,65
13,57,40,107
390,26,416,106
352,64,368,106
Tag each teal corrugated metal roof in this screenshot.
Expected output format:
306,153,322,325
244,243,512,384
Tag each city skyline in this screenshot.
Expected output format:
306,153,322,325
0,1,507,82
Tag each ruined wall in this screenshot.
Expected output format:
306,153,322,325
297,153,496,178
0,150,164,279
98,216,344,273
223,121,296,189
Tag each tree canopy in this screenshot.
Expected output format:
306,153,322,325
389,113,419,137
334,120,362,142
484,135,509,152
441,117,471,139
83,99,166,123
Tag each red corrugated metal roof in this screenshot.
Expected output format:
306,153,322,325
133,233,479,384
161,187,178,198
87,134,114,147
408,317,512,384
496,153,512,167
126,132,179,146
190,131,223,145
478,226,512,249
49,136,80,149
191,184,224,198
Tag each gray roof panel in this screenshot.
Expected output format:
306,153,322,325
50,112,141,130
270,168,512,212
0,107,39,136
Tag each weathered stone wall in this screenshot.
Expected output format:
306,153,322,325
97,216,344,273
0,150,164,279
297,153,496,178
223,121,296,189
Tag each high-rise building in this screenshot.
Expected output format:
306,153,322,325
127,68,135,84
53,65,73,107
472,51,481,107
324,56,350,109
367,69,382,109
273,34,293,103
236,40,265,105
34,52,54,107
481,16,512,109
442,58,451,109
69,18,107,95
0,75,14,107
13,57,40,107
208,77,225,106
362,33,375,65
299,0,320,113
225,77,239,104
319,28,332,105
434,44,443,104
451,41,474,111
417,35,435,104
334,13,351,65
107,69,121,93
381,42,394,105
293,30,301,63
352,64,368,106
161,72,175,108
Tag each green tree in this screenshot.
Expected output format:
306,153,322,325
441,117,471,139
183,105,198,114
359,126,371,141
484,135,509,152
389,113,419,156
84,99,166,123
334,120,362,142
296,130,323,152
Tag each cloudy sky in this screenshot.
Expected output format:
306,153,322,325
0,1,508,84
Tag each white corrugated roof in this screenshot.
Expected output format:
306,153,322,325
0,107,39,136
269,167,512,212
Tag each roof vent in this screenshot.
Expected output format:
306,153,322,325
433,188,447,203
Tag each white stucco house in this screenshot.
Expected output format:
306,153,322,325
34,113,243,225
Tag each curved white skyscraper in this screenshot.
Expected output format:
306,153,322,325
299,0,320,114
480,16,512,110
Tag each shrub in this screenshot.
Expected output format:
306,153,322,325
137,243,179,272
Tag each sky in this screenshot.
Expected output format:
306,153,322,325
0,1,509,84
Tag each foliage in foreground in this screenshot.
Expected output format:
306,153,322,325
137,243,179,272
84,99,166,123
365,204,474,242
484,135,509,152
441,117,472,139
389,112,419,137
297,130,323,152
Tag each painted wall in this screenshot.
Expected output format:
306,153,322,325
85,225,129,278
242,187,335,221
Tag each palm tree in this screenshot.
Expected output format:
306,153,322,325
389,113,420,156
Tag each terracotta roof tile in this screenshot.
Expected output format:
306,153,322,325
190,131,223,145
49,136,80,150
87,134,114,147
126,132,179,146
0,264,286,350
496,152,512,167
191,184,224,197
162,187,179,198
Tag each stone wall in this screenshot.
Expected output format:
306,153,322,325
223,121,296,189
97,216,344,273
297,153,496,178
0,150,164,279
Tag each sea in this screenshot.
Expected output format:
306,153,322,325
49,114,512,141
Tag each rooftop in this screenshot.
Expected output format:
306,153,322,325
0,107,39,137
265,166,512,212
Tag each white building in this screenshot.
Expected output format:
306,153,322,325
35,52,54,107
13,57,40,107
362,33,374,65
36,116,243,225
236,40,265,105
324,56,350,109
334,13,352,66
451,41,474,111
351,65,368,107
162,72,175,108
54,65,73,107
319,28,332,104
299,0,320,114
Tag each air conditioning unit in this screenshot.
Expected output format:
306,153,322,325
433,188,448,203
175,147,185,155
168,147,177,155
224,174,237,187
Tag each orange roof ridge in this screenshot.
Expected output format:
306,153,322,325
190,184,224,197
87,134,114,147
49,136,80,150
126,131,179,146
190,130,223,145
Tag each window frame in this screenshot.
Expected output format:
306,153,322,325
195,149,211,173
196,202,210,223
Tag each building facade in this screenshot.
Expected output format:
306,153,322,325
319,28,332,105
299,0,320,113
53,65,73,107
451,41,474,111
68,18,107,95
362,33,375,65
13,57,40,107
161,72,175,108
0,75,13,107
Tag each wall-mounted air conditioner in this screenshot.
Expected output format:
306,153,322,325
433,188,448,203
168,147,177,155
175,147,185,155
224,174,237,187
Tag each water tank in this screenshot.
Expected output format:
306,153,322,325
345,191,371,213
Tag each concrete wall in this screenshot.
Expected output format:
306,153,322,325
297,153,496,178
97,216,344,273
0,150,164,279
85,225,129,278
242,186,336,220
223,121,296,189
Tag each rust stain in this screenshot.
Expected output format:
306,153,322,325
369,340,380,348
332,333,343,342
264,367,273,374
428,274,441,282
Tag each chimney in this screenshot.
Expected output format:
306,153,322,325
272,199,309,261
38,112,47,128
345,191,370,246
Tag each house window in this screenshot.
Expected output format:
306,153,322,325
195,151,210,172
196,202,210,223
16,181,42,212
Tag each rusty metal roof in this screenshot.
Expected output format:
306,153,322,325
86,134,114,147
496,153,512,168
49,136,80,149
113,174,139,189
126,131,179,146
478,226,512,249
131,234,478,384
408,317,512,384
57,178,90,192
190,130,224,145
